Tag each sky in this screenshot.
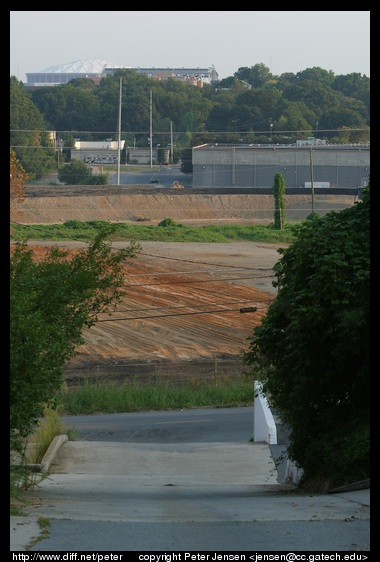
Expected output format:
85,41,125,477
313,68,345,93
10,11,370,83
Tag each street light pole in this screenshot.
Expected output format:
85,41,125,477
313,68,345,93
310,146,315,213
117,77,122,186
149,90,153,168
170,120,174,164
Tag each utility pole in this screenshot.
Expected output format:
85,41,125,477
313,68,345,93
117,77,122,185
149,90,153,168
309,146,315,213
55,135,61,169
170,120,174,164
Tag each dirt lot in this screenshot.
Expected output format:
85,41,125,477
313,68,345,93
14,189,356,383
22,240,279,383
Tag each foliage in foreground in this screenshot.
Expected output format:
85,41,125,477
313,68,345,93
273,173,285,230
10,148,28,226
10,228,142,453
244,185,370,488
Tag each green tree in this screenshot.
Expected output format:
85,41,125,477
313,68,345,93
235,63,273,88
10,77,56,180
275,100,316,140
296,67,336,88
273,173,285,229
281,79,341,122
318,98,369,143
57,159,108,185
10,148,28,225
332,72,370,113
243,184,370,489
10,230,142,452
58,159,90,184
31,80,101,131
12,64,370,150
180,148,193,174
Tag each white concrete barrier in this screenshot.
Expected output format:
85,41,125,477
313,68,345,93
253,382,306,484
253,381,277,444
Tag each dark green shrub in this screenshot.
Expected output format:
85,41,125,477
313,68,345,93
158,217,177,227
244,184,370,489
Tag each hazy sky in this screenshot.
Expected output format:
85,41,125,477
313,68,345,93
10,11,370,83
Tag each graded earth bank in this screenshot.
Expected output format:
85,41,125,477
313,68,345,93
19,187,356,225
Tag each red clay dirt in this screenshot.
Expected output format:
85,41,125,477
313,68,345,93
20,240,279,368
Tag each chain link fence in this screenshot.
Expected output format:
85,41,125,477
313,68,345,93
64,354,251,388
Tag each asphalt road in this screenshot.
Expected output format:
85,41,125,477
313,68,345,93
59,407,255,443
106,165,188,188
11,408,370,552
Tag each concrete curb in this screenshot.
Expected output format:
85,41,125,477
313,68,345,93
40,434,68,472
329,479,370,493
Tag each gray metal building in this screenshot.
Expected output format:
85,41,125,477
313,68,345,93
192,144,370,189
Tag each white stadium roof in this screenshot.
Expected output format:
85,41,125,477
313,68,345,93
39,59,128,74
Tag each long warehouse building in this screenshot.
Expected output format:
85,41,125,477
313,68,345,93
192,144,370,190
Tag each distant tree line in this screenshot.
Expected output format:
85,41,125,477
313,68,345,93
10,63,370,179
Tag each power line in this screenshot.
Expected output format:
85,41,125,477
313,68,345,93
121,274,274,288
139,252,271,270
10,127,369,135
10,231,278,279
106,297,273,315
96,304,270,322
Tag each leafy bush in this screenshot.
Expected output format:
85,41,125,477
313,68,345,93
243,185,370,489
63,220,84,230
10,230,142,452
87,175,108,185
57,160,90,185
158,217,177,227
297,417,370,488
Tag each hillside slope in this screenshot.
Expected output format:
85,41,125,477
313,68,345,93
15,189,356,383
20,187,357,225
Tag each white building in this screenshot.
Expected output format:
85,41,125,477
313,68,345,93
25,59,218,88
71,140,125,164
296,137,327,146
25,59,123,88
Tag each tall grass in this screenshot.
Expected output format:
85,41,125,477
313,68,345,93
59,377,255,415
12,404,76,468
10,220,297,244
24,405,67,464
10,405,76,512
